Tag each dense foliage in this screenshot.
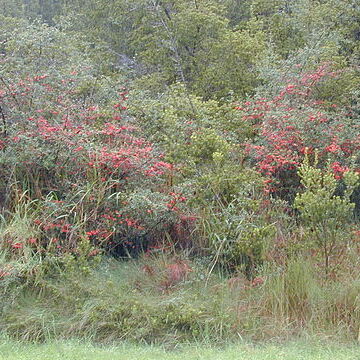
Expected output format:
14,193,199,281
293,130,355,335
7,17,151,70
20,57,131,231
0,0,359,344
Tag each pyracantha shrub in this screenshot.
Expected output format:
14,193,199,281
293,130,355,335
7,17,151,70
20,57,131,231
236,64,360,200
0,73,189,259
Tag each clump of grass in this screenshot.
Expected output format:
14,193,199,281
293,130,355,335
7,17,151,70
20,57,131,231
319,276,360,338
0,256,238,344
1,295,60,342
262,259,318,323
241,258,360,341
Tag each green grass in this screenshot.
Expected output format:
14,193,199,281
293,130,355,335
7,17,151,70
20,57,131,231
0,340,359,360
1,256,360,344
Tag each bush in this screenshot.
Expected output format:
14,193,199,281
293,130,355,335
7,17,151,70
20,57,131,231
241,64,360,202
198,182,275,277
294,153,359,276
0,71,190,269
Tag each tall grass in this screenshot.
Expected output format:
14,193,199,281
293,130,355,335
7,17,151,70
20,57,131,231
1,254,359,344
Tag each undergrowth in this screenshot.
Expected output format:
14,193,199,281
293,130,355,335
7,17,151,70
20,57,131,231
0,255,359,345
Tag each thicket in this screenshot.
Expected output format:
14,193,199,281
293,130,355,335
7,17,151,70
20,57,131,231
0,0,359,344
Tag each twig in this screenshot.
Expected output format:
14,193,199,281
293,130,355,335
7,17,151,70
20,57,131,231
0,104,7,137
